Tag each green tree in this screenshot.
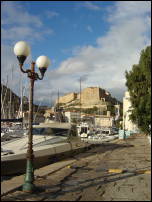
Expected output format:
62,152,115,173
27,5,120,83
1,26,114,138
107,104,115,116
83,106,98,114
125,46,151,134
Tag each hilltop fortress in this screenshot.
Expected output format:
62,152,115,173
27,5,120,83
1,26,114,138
56,87,120,113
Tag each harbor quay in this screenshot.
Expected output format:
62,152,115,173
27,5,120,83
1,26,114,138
1,133,151,201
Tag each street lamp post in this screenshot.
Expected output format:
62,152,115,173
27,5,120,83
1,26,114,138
14,41,50,192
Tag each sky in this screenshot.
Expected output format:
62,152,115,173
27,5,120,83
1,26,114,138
1,1,151,106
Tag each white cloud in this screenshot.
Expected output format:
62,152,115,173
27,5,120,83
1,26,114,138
1,1,42,27
84,1,101,11
87,25,93,33
1,2,54,44
2,27,38,41
2,26,54,43
1,1,151,105
1,44,32,96
47,1,151,103
45,10,59,19
1,2,54,102
107,1,151,23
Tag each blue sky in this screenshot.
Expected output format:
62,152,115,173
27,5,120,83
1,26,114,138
2,1,110,67
1,1,151,106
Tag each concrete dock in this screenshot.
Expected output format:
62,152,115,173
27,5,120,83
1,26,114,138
1,134,151,201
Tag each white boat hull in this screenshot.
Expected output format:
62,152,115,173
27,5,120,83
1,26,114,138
1,142,71,175
1,139,88,175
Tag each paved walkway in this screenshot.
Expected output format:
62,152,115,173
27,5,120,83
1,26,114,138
1,134,151,201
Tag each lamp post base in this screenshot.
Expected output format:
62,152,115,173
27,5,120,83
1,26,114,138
22,159,35,192
22,182,36,192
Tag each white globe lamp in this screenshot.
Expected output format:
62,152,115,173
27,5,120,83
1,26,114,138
36,56,50,77
14,41,30,64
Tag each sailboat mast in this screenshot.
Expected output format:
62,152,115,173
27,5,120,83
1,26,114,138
2,75,8,119
50,92,52,107
9,86,12,119
33,98,44,123
80,77,81,121
17,72,23,119
1,83,4,118
9,65,14,119
57,90,59,111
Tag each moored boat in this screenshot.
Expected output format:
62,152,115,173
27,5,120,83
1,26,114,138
1,121,72,175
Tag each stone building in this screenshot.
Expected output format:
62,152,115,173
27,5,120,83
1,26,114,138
64,111,81,123
94,111,114,128
55,87,120,112
57,92,77,104
123,91,138,132
81,87,105,104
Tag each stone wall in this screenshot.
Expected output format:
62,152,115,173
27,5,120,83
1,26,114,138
95,116,114,127
81,87,100,104
58,92,77,104
81,87,110,105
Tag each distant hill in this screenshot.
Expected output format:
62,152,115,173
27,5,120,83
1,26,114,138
1,84,38,119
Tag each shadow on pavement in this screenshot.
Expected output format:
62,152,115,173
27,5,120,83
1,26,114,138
73,142,134,160
46,171,144,200
6,167,149,201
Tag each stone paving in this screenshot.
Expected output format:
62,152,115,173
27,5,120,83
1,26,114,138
1,134,151,201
